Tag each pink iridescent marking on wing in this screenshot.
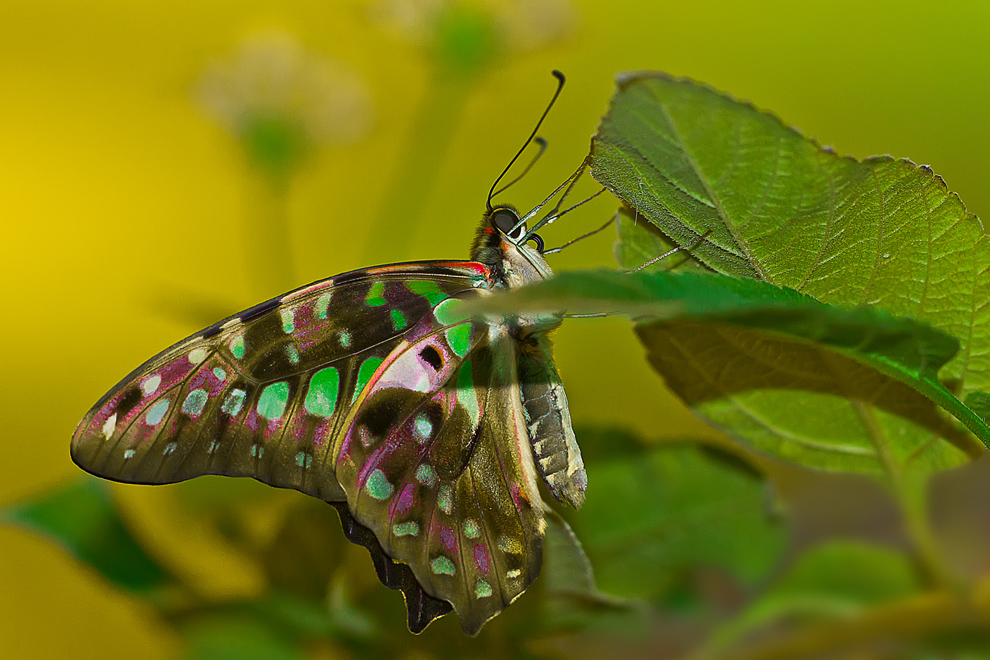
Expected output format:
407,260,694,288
280,279,334,304
440,526,458,553
474,543,490,574
243,408,260,433
188,361,229,397
389,483,416,518
374,334,459,393
90,350,201,436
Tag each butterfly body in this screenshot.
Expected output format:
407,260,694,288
71,205,586,634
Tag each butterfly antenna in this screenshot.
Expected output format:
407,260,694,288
543,207,613,255
491,137,548,198
487,70,566,213
510,162,583,236
629,229,714,272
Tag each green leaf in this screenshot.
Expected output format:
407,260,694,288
590,72,990,480
964,391,990,425
540,510,637,633
180,612,305,660
570,441,785,602
708,541,921,654
1,477,175,596
471,269,985,474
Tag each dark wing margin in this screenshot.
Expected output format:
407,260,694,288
330,502,453,632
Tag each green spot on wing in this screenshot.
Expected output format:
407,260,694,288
280,309,295,333
393,521,419,536
146,400,169,425
304,367,339,417
315,292,332,319
457,361,481,427
464,519,480,539
285,343,300,365
222,389,246,415
352,356,384,402
230,335,245,359
366,469,393,500
445,323,472,357
408,280,448,305
431,556,456,576
366,282,387,307
475,579,492,598
415,464,437,486
391,308,407,330
181,389,209,416
438,484,453,514
258,382,289,420
434,297,467,325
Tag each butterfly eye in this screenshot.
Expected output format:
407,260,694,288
491,208,526,242
527,233,545,254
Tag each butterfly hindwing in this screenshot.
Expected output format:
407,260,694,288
71,262,487,506
333,298,546,634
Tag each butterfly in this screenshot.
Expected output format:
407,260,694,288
70,72,589,635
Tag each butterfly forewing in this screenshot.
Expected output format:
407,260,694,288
332,302,546,634
71,262,487,506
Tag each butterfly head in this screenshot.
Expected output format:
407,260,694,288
472,204,552,289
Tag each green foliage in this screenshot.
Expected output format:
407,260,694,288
1,477,175,597
571,438,785,602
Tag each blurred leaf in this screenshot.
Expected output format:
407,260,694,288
766,541,920,604
571,442,785,602
590,72,990,483
965,391,990,425
543,511,596,597
1,477,176,596
541,511,638,634
928,454,990,581
573,425,646,462
708,541,922,654
262,500,343,601
470,269,984,477
180,612,305,660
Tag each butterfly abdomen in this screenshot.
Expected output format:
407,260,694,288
517,334,587,509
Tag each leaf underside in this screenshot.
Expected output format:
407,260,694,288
590,72,990,480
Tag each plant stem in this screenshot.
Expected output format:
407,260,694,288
701,589,986,660
244,173,295,300
853,401,953,590
364,70,475,263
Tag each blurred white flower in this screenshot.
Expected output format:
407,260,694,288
497,0,575,52
198,32,373,149
369,0,576,55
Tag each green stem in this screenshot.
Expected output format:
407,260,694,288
852,401,953,590
364,69,476,263
866,357,990,457
244,173,295,300
701,589,984,660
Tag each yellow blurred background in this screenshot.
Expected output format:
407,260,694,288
3,0,990,657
